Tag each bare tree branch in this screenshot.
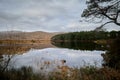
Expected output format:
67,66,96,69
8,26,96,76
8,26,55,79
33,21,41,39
82,0,120,29
94,21,114,31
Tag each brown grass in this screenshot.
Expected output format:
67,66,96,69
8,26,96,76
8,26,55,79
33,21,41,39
0,39,51,44
1,62,119,80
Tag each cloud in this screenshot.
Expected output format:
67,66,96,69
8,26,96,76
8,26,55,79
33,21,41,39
0,0,119,32
61,22,100,32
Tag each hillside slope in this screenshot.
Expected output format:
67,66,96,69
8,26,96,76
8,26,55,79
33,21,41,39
0,31,58,40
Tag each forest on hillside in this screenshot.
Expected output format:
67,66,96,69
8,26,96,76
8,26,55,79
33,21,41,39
51,31,120,42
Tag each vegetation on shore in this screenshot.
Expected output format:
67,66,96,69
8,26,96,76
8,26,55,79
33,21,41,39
0,41,119,80
102,38,120,70
0,31,120,80
50,31,120,80
51,31,120,43
0,65,120,80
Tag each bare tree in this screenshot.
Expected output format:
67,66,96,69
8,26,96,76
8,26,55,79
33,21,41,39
81,0,120,30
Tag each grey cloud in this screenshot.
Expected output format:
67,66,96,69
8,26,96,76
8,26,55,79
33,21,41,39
0,11,21,22
0,0,118,32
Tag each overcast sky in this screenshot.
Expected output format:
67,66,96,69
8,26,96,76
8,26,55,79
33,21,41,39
0,0,120,32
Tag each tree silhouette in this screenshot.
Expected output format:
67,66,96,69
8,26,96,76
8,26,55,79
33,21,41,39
82,0,120,30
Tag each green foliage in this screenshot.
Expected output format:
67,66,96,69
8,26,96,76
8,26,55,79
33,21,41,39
51,31,120,42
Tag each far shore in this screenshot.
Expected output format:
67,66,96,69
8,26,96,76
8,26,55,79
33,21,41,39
0,39,52,45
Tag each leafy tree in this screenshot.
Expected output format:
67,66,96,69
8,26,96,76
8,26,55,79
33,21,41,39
82,0,120,29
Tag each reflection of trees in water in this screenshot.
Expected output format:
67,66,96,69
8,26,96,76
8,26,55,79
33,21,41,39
53,40,120,70
102,39,120,70
52,41,105,51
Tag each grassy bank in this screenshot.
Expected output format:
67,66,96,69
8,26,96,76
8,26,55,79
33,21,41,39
0,66,120,80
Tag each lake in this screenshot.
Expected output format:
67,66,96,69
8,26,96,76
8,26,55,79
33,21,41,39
0,42,105,72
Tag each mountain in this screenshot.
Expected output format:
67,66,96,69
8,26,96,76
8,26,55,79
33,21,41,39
0,31,59,40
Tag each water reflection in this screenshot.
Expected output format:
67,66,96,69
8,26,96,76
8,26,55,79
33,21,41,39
1,48,105,72
0,42,55,55
52,42,105,50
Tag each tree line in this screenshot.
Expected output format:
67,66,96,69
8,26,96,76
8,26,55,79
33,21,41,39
51,31,120,42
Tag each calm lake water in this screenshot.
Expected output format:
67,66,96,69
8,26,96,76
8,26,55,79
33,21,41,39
0,42,105,72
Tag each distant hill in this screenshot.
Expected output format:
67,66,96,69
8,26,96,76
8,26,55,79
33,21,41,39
0,31,60,40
